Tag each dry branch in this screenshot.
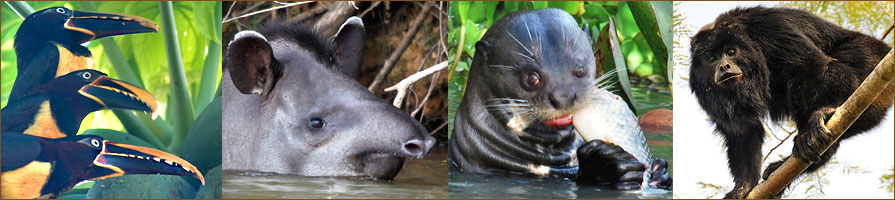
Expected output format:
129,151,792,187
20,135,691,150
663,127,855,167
223,1,312,24
367,2,434,93
385,61,448,108
313,1,358,37
747,49,895,199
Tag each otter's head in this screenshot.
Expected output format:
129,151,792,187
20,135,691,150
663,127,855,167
467,8,596,135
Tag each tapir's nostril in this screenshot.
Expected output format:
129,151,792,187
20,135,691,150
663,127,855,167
402,139,425,158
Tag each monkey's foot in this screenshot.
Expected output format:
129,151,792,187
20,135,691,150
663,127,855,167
793,107,835,162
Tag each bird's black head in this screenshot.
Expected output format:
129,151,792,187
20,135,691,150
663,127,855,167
43,134,204,195
14,7,159,65
33,69,158,135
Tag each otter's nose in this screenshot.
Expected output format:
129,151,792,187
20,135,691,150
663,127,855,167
549,89,577,109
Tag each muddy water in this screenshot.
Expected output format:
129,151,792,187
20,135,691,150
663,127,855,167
223,147,448,199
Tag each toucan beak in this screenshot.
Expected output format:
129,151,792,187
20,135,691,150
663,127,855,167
92,141,205,185
78,76,158,117
64,10,159,44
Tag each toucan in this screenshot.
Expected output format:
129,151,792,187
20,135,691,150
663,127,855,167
8,6,159,102
1,69,158,138
1,133,205,199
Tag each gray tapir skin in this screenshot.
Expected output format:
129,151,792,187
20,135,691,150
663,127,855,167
222,17,435,180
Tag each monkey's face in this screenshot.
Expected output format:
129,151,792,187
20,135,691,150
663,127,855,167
689,21,770,93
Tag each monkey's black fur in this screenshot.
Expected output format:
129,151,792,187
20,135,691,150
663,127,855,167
689,6,894,198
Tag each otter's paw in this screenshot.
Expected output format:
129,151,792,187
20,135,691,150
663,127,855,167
577,140,647,190
793,108,835,162
649,158,672,190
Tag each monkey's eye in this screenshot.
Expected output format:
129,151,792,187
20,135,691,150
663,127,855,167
308,118,326,130
526,72,541,87
708,56,717,62
726,49,736,56
574,66,586,78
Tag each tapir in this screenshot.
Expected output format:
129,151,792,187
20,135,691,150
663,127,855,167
222,17,435,180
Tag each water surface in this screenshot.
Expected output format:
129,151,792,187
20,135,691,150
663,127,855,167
223,147,448,199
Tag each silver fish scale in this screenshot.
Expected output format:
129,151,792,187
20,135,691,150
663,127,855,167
573,88,652,188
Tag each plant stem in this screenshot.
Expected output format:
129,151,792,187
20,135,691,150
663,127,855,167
159,1,195,153
5,1,34,18
194,41,221,113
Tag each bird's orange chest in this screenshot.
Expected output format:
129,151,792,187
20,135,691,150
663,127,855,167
54,44,94,77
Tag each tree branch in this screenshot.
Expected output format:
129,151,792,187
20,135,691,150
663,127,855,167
367,2,434,93
385,61,448,108
747,49,895,199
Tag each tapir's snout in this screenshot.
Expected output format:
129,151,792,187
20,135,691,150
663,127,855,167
357,108,435,180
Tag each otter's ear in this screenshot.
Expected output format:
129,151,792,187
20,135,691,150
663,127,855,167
226,30,280,95
332,16,365,79
474,40,493,62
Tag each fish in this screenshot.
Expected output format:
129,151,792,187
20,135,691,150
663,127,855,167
572,87,652,188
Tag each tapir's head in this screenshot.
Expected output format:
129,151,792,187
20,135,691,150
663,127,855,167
224,17,434,180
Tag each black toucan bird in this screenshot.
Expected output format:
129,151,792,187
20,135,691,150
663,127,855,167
9,7,159,102
0,133,205,199
1,69,158,138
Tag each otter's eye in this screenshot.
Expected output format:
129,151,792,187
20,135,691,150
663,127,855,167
726,49,736,56
82,72,92,79
56,8,66,14
526,72,541,87
90,139,101,148
308,118,326,130
574,66,586,78
708,55,717,62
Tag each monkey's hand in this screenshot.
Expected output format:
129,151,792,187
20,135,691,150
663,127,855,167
576,140,647,190
649,158,672,190
794,107,836,162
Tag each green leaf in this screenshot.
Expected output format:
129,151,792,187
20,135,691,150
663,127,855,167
548,1,580,15
180,97,222,176
87,175,197,199
628,1,669,83
597,18,637,114
194,40,222,113
195,165,222,199
191,1,220,43
532,1,548,10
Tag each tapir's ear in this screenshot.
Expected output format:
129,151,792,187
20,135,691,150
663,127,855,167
332,16,365,79
226,30,279,95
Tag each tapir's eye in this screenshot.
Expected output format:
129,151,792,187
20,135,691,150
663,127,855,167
308,118,326,130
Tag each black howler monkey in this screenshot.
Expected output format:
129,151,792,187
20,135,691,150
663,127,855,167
689,6,894,199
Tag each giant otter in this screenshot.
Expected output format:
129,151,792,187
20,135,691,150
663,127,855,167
449,8,670,189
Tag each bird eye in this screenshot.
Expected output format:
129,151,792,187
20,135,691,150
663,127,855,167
82,72,92,79
574,66,586,78
91,139,101,147
526,72,541,87
727,49,736,56
308,118,326,130
55,8,66,14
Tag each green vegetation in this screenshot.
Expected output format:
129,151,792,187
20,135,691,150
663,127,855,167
1,1,222,198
